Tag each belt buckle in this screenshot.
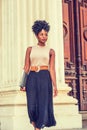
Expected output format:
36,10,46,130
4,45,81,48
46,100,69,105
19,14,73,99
36,66,40,72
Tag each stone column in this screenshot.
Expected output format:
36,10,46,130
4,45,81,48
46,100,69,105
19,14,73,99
0,0,2,88
46,0,82,129
1,0,20,89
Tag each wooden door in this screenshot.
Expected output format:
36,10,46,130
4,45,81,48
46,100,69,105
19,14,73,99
62,0,78,100
62,0,87,111
79,0,87,110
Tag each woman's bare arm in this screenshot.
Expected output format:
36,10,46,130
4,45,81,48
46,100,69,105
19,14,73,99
49,49,58,97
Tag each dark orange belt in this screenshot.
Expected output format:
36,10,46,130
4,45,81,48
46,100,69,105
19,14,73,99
30,66,49,72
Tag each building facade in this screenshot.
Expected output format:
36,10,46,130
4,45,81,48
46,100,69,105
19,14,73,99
0,0,83,130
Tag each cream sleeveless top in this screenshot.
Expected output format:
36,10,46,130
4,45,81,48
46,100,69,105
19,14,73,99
30,45,50,66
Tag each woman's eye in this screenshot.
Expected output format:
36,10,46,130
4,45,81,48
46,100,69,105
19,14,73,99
40,33,43,36
40,33,48,37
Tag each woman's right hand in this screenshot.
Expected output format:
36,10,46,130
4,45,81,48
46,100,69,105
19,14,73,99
20,87,26,91
53,87,58,97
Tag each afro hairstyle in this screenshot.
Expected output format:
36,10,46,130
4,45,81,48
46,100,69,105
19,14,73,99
32,20,50,35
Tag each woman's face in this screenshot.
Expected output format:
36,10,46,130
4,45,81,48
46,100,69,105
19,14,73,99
36,29,48,44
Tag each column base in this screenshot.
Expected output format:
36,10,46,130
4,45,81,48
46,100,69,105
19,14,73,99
0,87,32,130
51,83,82,129
0,85,82,130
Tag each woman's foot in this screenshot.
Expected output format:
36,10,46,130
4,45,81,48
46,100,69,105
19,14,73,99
35,128,40,130
32,122,35,127
32,122,40,130
32,121,36,130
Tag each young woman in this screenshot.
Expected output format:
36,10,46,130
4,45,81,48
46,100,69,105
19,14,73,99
20,20,58,130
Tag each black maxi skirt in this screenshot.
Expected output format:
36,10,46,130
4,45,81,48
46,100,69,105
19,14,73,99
26,70,56,129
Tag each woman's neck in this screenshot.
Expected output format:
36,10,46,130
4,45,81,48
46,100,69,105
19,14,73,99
37,42,45,46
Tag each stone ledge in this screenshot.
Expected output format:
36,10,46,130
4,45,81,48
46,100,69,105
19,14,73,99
0,88,27,106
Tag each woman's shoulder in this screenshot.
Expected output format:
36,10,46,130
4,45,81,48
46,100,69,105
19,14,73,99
49,48,55,56
27,46,32,50
27,45,37,49
26,46,32,54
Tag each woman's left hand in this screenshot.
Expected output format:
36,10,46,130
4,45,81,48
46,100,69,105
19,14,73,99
20,87,26,91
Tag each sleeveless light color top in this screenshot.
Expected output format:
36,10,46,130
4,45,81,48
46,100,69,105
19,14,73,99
30,45,50,66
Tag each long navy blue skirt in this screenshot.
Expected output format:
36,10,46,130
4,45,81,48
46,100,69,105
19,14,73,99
26,70,56,129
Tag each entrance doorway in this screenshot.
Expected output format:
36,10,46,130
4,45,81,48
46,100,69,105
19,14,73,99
63,0,87,111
